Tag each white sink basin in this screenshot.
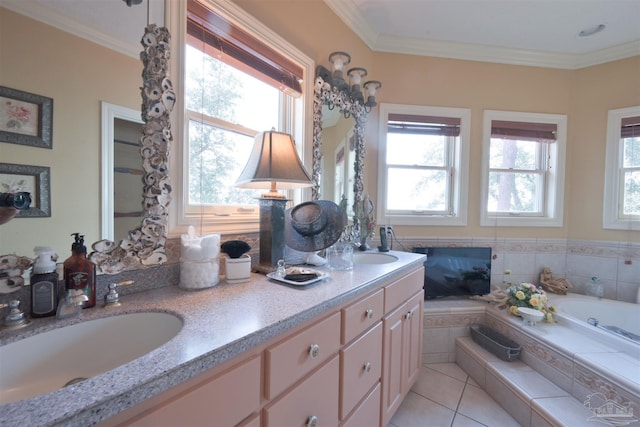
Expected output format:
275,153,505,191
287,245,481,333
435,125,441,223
0,312,182,404
352,253,399,264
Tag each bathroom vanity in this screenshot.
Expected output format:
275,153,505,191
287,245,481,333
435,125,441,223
0,250,425,427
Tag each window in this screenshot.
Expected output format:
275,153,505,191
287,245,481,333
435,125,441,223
604,106,640,230
480,110,567,227
377,104,470,226
170,0,313,234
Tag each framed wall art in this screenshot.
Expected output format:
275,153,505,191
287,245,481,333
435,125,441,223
0,86,53,149
0,163,51,217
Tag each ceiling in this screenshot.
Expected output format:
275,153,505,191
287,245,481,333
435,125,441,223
1,0,639,69
325,0,640,68
0,0,165,58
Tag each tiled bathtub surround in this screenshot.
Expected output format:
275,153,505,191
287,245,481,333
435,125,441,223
423,299,640,425
394,237,640,303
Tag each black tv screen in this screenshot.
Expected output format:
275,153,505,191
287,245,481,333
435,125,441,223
412,247,492,299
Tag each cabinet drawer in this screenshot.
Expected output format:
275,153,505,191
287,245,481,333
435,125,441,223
125,356,261,427
341,382,381,427
265,311,341,399
340,322,382,419
384,267,423,313
341,288,383,344
265,356,340,427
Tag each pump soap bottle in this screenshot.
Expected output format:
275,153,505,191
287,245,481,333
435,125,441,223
31,246,59,318
63,233,97,309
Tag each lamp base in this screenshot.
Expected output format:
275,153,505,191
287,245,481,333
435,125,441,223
257,197,288,273
252,263,277,274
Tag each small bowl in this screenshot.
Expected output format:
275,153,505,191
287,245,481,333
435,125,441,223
518,307,545,326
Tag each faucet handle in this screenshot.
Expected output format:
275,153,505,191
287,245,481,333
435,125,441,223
104,280,134,308
1,299,29,330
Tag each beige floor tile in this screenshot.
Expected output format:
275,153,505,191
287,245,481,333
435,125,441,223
457,383,521,427
411,365,466,410
389,391,456,427
452,413,489,426
425,362,469,383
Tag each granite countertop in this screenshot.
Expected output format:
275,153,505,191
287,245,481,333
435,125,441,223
0,250,425,427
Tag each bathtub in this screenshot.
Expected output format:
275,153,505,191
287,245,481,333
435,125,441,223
550,293,640,354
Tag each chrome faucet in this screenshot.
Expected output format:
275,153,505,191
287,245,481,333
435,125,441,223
103,280,134,308
0,299,30,330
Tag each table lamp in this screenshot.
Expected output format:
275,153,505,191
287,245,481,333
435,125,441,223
235,130,313,272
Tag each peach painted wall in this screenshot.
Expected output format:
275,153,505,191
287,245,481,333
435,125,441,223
237,0,639,244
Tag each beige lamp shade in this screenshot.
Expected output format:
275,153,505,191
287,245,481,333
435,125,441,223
235,130,313,198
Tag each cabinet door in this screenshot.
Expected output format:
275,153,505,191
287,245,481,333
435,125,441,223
381,303,406,424
404,291,424,392
264,356,340,427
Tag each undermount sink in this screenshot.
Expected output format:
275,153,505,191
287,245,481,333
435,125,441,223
0,312,182,404
352,252,399,264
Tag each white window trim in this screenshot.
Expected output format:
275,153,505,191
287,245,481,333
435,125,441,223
603,106,640,230
167,0,314,238
480,110,567,227
377,103,470,226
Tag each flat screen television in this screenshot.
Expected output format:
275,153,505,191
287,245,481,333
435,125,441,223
412,247,492,299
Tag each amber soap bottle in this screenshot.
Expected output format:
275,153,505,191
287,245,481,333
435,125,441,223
63,233,97,309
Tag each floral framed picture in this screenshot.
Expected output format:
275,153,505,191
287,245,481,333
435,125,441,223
0,163,51,217
0,86,53,149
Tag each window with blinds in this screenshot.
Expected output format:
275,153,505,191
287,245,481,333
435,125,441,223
378,104,470,226
604,107,640,229
481,111,567,227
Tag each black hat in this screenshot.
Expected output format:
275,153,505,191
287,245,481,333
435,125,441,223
285,200,346,252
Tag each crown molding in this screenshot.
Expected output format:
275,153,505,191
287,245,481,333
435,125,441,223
323,0,640,70
1,1,140,58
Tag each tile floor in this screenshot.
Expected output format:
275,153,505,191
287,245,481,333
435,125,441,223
388,363,521,427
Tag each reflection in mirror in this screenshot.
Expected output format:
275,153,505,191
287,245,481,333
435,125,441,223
318,105,356,217
313,76,367,237
101,102,144,242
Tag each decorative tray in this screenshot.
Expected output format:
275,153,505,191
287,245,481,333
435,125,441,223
266,269,329,286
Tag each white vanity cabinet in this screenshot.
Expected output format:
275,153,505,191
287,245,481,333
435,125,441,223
99,265,424,427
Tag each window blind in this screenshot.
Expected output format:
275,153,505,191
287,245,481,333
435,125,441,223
621,116,640,138
388,113,461,137
187,0,303,95
491,120,556,142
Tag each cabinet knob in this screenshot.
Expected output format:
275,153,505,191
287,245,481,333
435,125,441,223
308,344,320,359
365,308,373,319
306,415,318,427
363,362,372,373
405,310,413,320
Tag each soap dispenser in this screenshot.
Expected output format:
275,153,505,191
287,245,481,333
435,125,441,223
30,246,59,318
63,233,97,309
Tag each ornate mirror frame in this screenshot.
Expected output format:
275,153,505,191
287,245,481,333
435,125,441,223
89,25,174,274
312,76,368,236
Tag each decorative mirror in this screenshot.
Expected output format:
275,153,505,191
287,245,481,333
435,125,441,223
88,24,174,274
312,76,367,237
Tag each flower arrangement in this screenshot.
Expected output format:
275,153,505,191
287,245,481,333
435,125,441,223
504,282,556,323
